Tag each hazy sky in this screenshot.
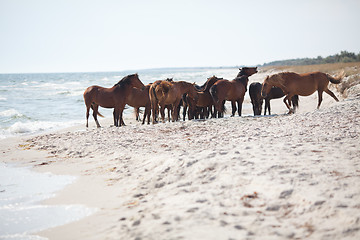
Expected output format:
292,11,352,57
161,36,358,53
1,0,359,73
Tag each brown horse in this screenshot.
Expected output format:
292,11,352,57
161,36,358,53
150,80,198,123
190,76,223,119
249,82,299,115
126,84,151,124
83,74,145,127
209,67,257,117
236,67,258,78
261,71,343,113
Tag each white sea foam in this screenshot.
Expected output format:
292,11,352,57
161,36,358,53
0,163,96,239
0,120,82,139
0,109,23,117
0,96,6,101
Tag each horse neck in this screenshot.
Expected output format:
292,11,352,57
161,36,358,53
235,76,248,88
237,69,248,77
202,78,218,92
270,75,287,92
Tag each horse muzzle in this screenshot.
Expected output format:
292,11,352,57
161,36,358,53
261,90,267,98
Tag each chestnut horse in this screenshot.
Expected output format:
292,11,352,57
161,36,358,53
249,82,299,115
261,71,343,113
83,74,145,127
127,84,151,124
150,80,198,123
210,67,258,117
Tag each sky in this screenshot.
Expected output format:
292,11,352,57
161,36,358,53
0,0,359,73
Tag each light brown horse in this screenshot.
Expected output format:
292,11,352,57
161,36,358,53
83,74,145,127
150,80,198,123
261,71,343,113
126,84,151,124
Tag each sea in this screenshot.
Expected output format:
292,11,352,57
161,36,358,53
0,67,243,239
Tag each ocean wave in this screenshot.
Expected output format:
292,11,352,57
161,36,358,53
0,109,23,118
56,90,84,97
0,96,7,101
0,120,82,139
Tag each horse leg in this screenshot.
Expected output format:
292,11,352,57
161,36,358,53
317,90,323,109
283,95,293,113
160,106,166,123
151,102,158,124
167,107,171,122
237,98,244,116
92,104,101,128
119,105,126,126
325,88,339,102
142,107,148,125
172,100,181,122
135,108,140,121
183,104,187,121
113,109,118,127
86,105,90,127
264,99,269,115
231,101,236,117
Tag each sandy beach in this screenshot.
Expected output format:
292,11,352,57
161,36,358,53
1,67,360,239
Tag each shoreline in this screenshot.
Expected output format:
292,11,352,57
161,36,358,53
1,65,360,239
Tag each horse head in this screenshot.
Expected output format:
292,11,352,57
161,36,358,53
131,73,145,89
237,67,258,77
187,83,199,102
115,73,144,89
261,76,272,98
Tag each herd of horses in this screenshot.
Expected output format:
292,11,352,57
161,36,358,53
83,67,344,127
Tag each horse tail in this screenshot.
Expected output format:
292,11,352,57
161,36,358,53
291,95,299,109
210,85,219,103
90,104,104,118
327,71,344,84
151,85,158,102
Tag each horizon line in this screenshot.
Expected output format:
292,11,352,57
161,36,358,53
0,65,251,75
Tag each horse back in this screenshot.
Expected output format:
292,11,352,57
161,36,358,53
127,86,150,108
281,72,327,96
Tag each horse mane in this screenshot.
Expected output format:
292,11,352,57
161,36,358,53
159,80,172,94
201,76,223,92
114,73,138,88
237,68,248,77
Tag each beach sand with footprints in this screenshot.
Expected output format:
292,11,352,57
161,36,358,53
1,65,360,239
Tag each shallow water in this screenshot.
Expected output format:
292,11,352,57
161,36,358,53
0,162,96,239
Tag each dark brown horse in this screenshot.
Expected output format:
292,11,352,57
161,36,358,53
149,80,198,123
127,84,151,124
236,67,258,78
83,74,145,127
249,82,299,115
261,71,343,113
184,76,223,119
209,67,257,117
